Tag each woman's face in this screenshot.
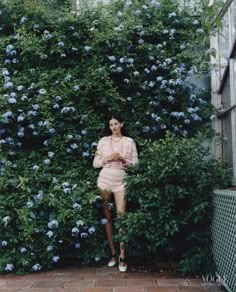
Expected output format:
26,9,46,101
109,118,123,135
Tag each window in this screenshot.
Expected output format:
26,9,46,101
231,0,236,41
219,12,230,78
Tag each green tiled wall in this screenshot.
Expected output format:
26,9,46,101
211,190,236,292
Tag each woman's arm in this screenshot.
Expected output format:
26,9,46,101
93,138,120,168
120,139,138,167
93,139,107,168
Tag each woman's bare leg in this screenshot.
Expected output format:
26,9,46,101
100,189,116,262
113,189,126,267
103,205,116,259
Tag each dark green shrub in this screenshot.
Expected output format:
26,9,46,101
116,132,231,274
0,0,228,273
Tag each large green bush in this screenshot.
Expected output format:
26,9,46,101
0,0,229,274
116,133,231,274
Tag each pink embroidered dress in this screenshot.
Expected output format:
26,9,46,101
93,136,138,193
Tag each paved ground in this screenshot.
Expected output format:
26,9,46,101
0,265,226,292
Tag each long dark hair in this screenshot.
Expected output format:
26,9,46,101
104,114,129,137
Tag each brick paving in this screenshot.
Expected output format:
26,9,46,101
0,266,226,292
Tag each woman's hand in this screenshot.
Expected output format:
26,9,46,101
117,155,127,164
106,153,120,162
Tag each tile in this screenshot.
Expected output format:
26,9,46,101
51,289,80,292
81,288,113,292
114,287,145,292
0,289,19,292
95,279,125,287
31,281,64,288
146,288,176,292
5,280,33,288
176,287,209,291
19,289,51,292
64,280,95,288
126,279,157,287
157,279,189,286
186,278,205,286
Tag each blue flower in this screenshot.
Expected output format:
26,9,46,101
117,66,123,72
191,113,202,121
84,46,92,51
20,17,27,23
73,203,81,209
72,227,80,235
17,85,24,91
6,44,14,54
48,152,54,158
138,39,144,44
101,218,108,225
4,81,13,88
124,0,132,8
5,264,14,272
2,240,8,246
108,56,116,61
88,226,96,234
20,247,27,253
39,89,47,95
184,119,191,124
142,126,150,133
43,140,50,146
73,85,80,91
52,255,60,263
116,11,123,17
76,220,84,227
35,190,44,200
48,128,55,134
8,97,17,104
63,188,71,194
81,232,88,238
2,68,10,76
75,242,81,249
44,159,51,165
32,104,40,110
32,165,39,171
26,201,34,208
47,245,53,251
196,28,204,33
168,12,177,18
134,9,141,16
58,41,64,47
32,263,42,272
17,127,25,137
62,182,70,188
17,115,25,122
48,220,59,229
46,231,54,238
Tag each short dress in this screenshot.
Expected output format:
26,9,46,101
97,138,126,193
93,136,138,194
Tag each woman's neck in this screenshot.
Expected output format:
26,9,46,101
111,133,122,138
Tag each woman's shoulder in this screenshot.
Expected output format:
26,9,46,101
98,136,111,143
124,136,135,144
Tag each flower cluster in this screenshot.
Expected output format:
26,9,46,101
0,0,214,273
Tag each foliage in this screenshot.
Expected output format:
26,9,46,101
117,133,231,274
0,0,230,274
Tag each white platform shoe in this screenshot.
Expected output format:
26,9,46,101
107,253,117,267
118,257,127,272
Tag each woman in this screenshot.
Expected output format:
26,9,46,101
93,115,138,272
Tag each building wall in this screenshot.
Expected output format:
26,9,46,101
211,0,236,185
